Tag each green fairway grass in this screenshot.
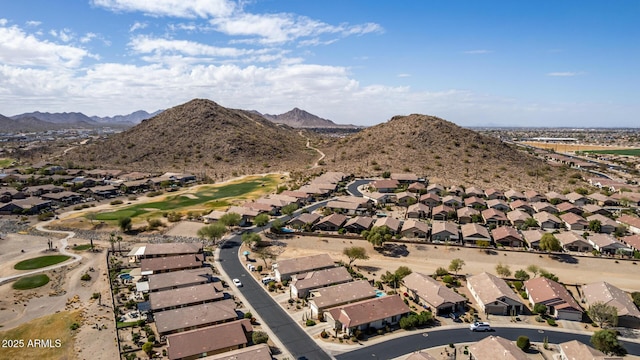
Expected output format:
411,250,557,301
12,274,50,290
93,175,279,221
14,255,71,270
72,244,93,251
0,158,16,168
584,148,640,156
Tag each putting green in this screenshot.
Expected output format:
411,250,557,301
14,255,71,270
12,274,50,290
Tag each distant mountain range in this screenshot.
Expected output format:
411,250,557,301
256,108,360,128
2,105,355,132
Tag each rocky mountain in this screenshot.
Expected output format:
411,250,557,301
12,111,97,127
0,113,69,132
64,99,316,178
318,114,574,191
91,110,163,125
259,108,359,128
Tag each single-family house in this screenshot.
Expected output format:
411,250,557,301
291,267,353,298
457,207,479,225
343,216,375,234
407,182,426,194
130,243,203,260
225,206,260,226
533,211,562,230
146,268,215,293
582,281,640,328
524,277,583,321
419,193,441,208
509,200,534,214
621,234,640,251
560,212,589,231
314,213,348,232
391,173,419,183
484,188,505,200
166,320,252,360
521,229,546,249
504,190,526,202
587,193,618,207
581,204,611,217
431,221,460,243
400,219,430,239
587,233,630,255
559,340,623,360
491,226,525,247
464,196,486,209
140,254,204,275
524,190,545,203
274,254,335,282
447,185,465,197
41,191,83,205
280,190,313,204
405,351,437,360
363,191,395,205
442,195,463,209
465,186,485,198
407,202,430,219
426,183,445,195
545,191,568,203
0,198,51,215
199,344,272,360
486,199,510,212
288,213,321,229
370,179,399,193
531,202,558,214
149,283,225,312
325,200,362,215
461,223,492,245
469,336,529,360
466,272,524,315
309,280,377,318
586,214,617,234
506,209,532,228
154,299,237,335
555,231,593,252
556,202,584,216
403,272,466,315
327,295,411,336
431,205,455,221
481,208,508,226
396,191,418,207
617,215,640,235
373,217,402,234
566,192,589,206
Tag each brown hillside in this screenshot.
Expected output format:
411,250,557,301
318,114,574,191
65,99,316,179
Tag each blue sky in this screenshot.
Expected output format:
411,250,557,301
1,0,638,127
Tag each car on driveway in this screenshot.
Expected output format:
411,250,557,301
469,322,491,331
232,278,243,287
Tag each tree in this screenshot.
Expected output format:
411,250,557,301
142,342,154,357
362,226,393,248
589,219,602,233
252,331,269,344
632,292,640,309
381,266,412,289
533,303,547,315
591,329,627,356
109,232,117,253
588,301,618,328
197,223,227,245
281,203,299,218
539,233,562,252
514,269,530,281
523,217,538,229
516,336,531,351
527,264,540,277
253,213,270,233
255,246,275,269
118,216,132,233
448,258,465,275
343,246,369,267
539,269,559,282
242,232,262,248
116,235,123,252
271,219,284,232
495,263,511,278
219,212,241,227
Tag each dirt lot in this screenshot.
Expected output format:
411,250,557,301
272,235,640,292
0,234,116,360
523,142,629,153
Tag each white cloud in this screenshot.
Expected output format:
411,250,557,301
397,73,411,78
80,32,97,43
92,0,236,18
547,72,578,77
128,35,275,60
129,21,148,32
25,20,42,27
463,49,492,54
50,28,74,42
0,19,7,26
0,25,91,68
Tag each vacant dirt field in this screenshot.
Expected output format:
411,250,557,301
271,235,640,292
523,142,630,153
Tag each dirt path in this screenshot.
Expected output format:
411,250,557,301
300,131,325,168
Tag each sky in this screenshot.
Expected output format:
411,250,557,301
1,0,639,127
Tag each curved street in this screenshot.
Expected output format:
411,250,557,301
0,220,81,285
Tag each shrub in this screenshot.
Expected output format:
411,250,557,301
535,316,544,323
306,319,316,326
80,273,91,281
513,281,523,291
70,322,80,330
517,336,531,351
533,303,547,315
546,318,557,326
320,330,328,338
110,199,123,205
257,265,263,272
442,275,455,284
252,331,269,344
244,312,253,319
92,292,100,299
520,291,528,299
434,267,449,277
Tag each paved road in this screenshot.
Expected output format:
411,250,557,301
218,234,332,360
346,179,372,197
335,326,640,360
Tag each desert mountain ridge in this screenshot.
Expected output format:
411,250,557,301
257,107,361,128
63,99,317,179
